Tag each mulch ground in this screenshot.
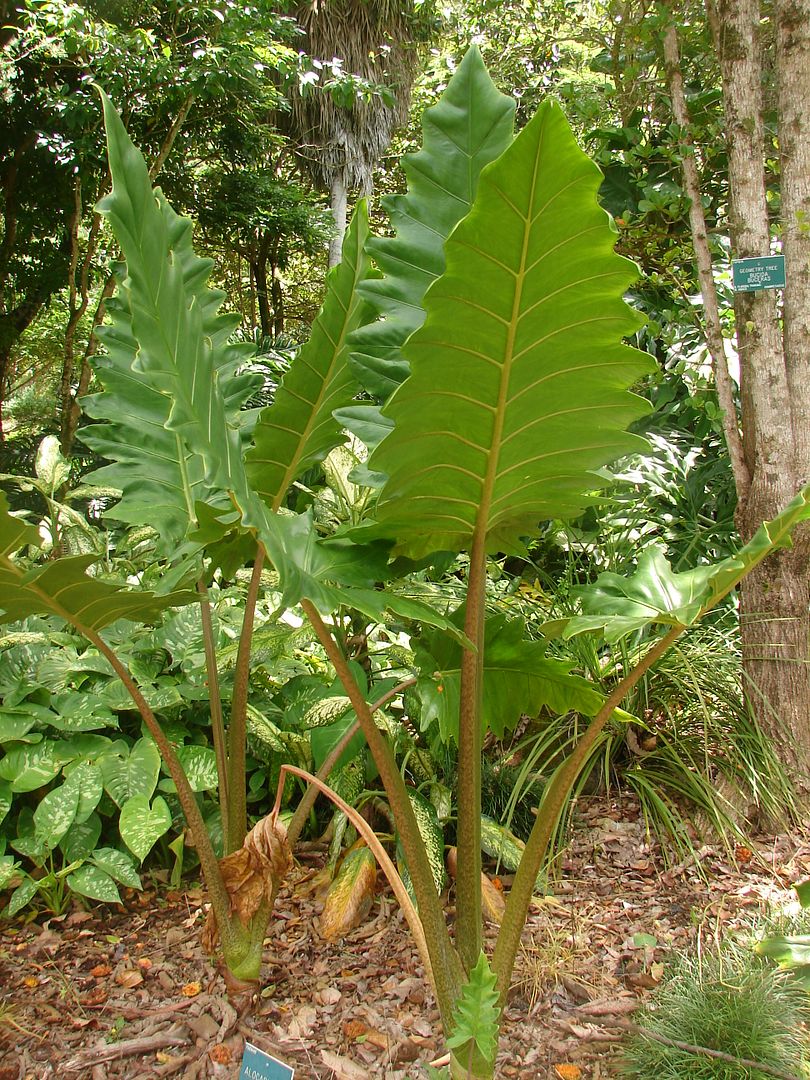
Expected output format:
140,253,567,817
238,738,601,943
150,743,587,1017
1,794,808,1080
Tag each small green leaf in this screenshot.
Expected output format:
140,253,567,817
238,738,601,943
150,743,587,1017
632,932,658,949
446,952,501,1069
119,794,171,861
6,876,38,916
795,879,810,909
0,855,19,890
67,865,122,904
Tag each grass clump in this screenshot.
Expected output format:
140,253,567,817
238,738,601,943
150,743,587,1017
620,944,809,1079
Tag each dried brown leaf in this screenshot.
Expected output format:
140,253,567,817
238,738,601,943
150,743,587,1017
203,813,292,949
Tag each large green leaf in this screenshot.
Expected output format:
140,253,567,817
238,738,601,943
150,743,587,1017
370,99,654,558
95,91,254,505
560,485,810,641
246,205,372,509
415,614,614,742
0,494,196,630
93,93,471,643
82,293,259,555
350,46,515,399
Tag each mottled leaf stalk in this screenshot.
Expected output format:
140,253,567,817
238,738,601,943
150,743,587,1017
301,599,464,1025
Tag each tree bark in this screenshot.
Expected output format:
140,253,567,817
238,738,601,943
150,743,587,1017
708,0,810,796
328,171,348,268
660,10,749,498
252,237,273,340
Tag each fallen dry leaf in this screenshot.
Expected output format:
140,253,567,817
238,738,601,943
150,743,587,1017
288,1003,316,1039
209,1043,232,1064
554,1063,582,1079
319,1049,372,1079
89,964,111,978
23,976,38,988
114,968,143,988
181,981,201,997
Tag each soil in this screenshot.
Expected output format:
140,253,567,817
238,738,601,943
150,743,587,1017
1,794,807,1080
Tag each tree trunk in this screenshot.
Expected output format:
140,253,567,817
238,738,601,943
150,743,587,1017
252,254,273,339
270,264,285,337
709,0,810,795
328,171,348,268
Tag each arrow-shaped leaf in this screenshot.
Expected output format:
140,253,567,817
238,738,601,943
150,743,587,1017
371,99,654,559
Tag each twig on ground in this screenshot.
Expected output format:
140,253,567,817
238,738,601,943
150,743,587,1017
62,1030,189,1071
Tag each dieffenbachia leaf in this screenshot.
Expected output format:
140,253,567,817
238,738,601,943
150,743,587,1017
415,613,615,742
246,204,373,509
370,98,654,559
0,493,196,630
350,45,515,399
559,484,810,642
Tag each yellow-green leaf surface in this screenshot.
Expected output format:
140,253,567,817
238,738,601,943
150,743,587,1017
350,45,515,399
319,843,377,941
371,99,654,558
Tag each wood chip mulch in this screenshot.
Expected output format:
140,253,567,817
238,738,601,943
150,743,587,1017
1,794,808,1079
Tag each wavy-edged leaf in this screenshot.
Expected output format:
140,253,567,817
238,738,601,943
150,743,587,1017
96,91,259,506
82,294,259,554
0,494,195,630
446,951,501,1069
350,46,515,398
370,99,654,558
247,205,372,509
416,614,612,742
560,484,810,642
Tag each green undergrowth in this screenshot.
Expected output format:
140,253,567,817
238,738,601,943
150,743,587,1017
620,943,810,1079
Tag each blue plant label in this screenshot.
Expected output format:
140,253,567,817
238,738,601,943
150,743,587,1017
239,1042,295,1080
732,254,786,292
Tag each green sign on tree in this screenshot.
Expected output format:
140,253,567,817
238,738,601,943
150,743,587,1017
732,255,786,292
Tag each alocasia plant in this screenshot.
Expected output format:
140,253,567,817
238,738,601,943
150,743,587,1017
3,46,810,1077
